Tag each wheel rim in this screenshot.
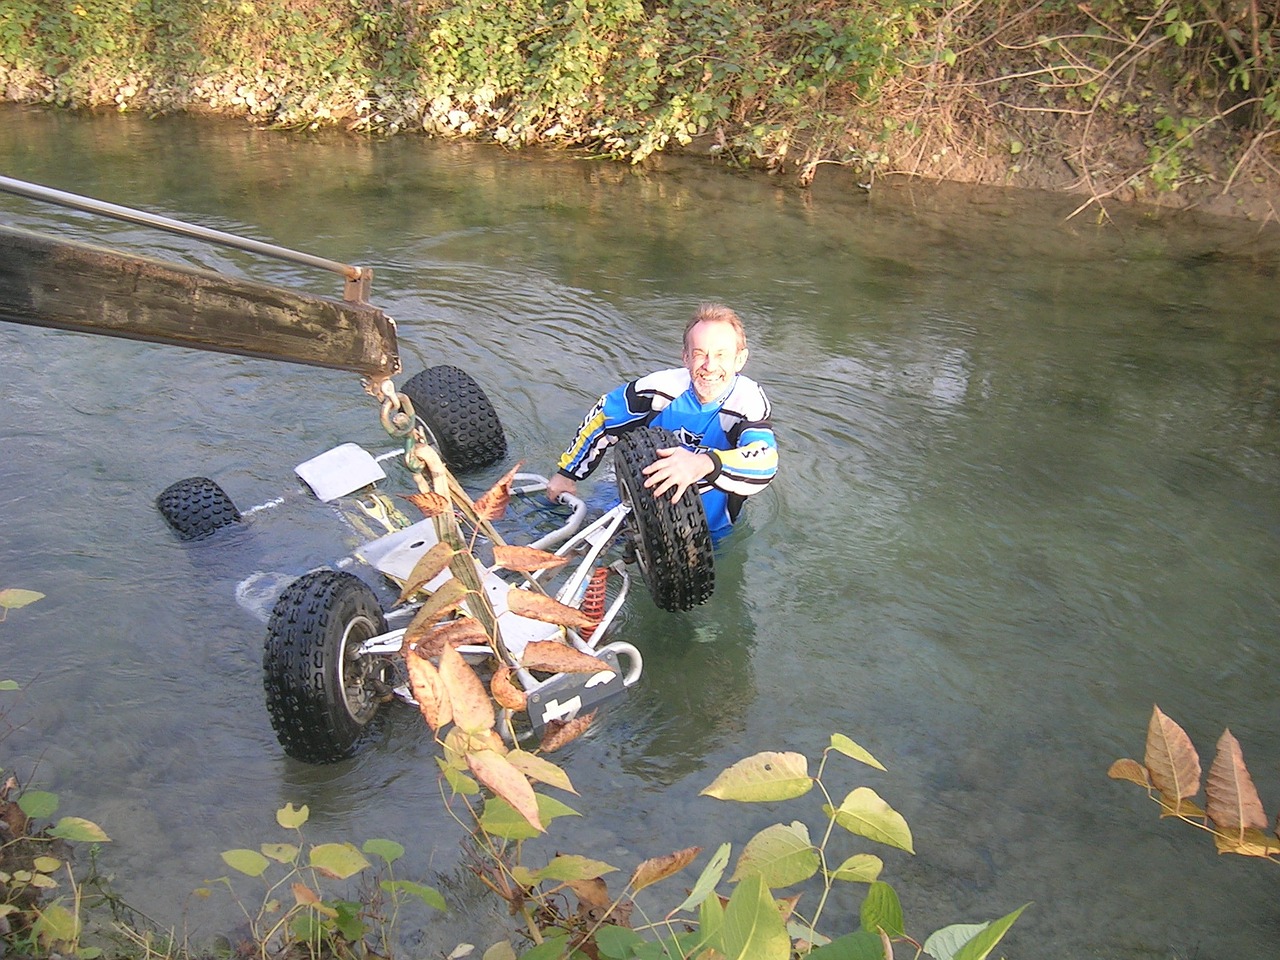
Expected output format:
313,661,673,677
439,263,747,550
616,474,656,581
339,614,385,725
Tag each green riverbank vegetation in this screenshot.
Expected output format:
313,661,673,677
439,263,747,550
1,2,1278,220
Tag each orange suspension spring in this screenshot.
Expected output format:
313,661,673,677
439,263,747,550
578,566,610,641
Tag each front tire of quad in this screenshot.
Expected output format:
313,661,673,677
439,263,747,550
263,570,393,763
401,365,506,472
156,477,241,541
613,427,715,612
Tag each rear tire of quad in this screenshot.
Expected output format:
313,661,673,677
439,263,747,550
613,427,715,612
263,570,392,764
156,477,242,541
401,365,506,472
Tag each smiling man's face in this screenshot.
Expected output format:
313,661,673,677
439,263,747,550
683,318,748,403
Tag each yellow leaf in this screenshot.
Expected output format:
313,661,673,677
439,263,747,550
507,586,597,630
439,645,494,734
629,846,701,895
506,749,576,794
468,749,542,832
1212,827,1280,857
701,751,812,802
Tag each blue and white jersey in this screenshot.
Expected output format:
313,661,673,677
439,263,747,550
556,368,778,541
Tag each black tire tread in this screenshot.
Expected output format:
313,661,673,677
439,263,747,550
262,569,388,763
401,365,506,472
156,476,241,541
614,427,715,611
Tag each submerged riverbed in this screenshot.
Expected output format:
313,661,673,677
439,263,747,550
1,105,1278,958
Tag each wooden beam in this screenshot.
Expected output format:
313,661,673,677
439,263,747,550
0,225,400,378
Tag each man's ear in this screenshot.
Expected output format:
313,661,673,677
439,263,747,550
734,347,749,372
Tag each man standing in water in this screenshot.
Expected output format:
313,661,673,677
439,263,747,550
546,303,778,542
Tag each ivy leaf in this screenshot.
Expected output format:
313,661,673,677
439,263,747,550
533,854,618,883
829,853,883,884
720,873,790,960
952,903,1029,960
829,734,885,771
859,881,904,938
479,794,579,841
0,588,44,612
222,848,271,877
701,751,811,802
674,842,731,914
309,842,370,880
17,790,58,819
49,817,110,842
380,879,447,911
362,838,405,865
730,821,819,888
277,803,309,829
825,787,914,853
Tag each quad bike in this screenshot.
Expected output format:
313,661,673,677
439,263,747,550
156,365,717,763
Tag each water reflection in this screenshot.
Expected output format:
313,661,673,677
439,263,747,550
1,105,1278,958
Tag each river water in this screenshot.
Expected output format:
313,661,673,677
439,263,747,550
1,105,1277,958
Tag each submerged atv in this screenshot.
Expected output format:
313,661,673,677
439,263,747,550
156,365,715,763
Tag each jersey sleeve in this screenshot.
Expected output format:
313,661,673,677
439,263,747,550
555,369,687,480
702,380,777,498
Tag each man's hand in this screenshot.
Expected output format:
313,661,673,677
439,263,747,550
546,473,578,503
643,446,714,502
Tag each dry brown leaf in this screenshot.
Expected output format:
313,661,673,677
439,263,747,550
569,877,633,928
568,876,612,911
404,651,452,732
468,749,543,832
506,749,576,794
507,586,598,630
474,462,523,522
395,541,458,604
1205,728,1268,833
539,711,596,753
493,543,571,573
414,617,490,660
438,644,494,734
1107,758,1151,788
401,491,449,518
628,846,701,895
1144,705,1202,802
491,664,528,711
292,882,320,906
403,578,470,647
521,640,616,675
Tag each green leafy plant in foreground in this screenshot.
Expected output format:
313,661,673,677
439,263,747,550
415,638,1026,960
211,802,446,960
1110,704,1280,862
0,766,112,958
